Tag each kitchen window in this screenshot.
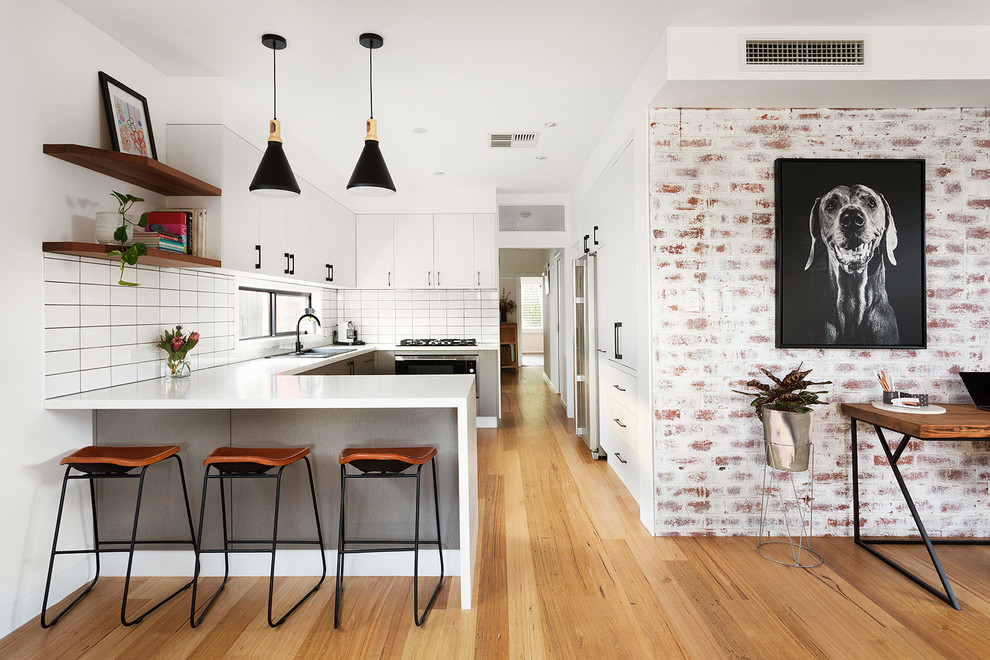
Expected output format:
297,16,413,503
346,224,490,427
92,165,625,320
238,287,314,340
520,277,543,331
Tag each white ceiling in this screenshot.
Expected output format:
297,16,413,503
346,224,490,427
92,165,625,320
59,1,990,195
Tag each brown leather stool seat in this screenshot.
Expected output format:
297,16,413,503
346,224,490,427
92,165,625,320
203,446,311,473
190,445,325,628
61,445,181,473
339,446,437,474
335,445,443,627
41,445,196,628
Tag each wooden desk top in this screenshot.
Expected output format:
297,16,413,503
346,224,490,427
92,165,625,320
839,403,990,439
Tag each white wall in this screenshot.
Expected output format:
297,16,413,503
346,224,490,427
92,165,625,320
0,0,176,636
569,34,668,532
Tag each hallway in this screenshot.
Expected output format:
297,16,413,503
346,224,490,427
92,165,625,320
4,366,990,658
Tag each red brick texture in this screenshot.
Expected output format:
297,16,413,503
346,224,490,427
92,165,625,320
649,108,990,537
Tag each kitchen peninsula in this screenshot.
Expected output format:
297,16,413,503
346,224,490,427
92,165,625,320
45,351,479,609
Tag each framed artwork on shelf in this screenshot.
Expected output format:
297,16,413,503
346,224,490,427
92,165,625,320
774,158,927,349
98,71,158,160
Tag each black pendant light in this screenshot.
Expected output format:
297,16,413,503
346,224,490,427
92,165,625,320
250,33,301,197
347,33,396,195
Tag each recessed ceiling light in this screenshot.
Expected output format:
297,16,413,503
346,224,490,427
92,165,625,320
544,121,559,128
413,127,428,134
433,171,445,176
535,155,548,160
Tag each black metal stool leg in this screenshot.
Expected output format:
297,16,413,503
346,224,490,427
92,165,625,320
191,466,229,628
40,468,101,628
120,459,198,626
267,456,326,627
334,462,347,629
414,457,444,626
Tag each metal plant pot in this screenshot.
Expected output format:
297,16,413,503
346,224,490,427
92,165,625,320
760,408,812,472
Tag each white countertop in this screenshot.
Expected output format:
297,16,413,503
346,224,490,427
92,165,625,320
46,347,476,410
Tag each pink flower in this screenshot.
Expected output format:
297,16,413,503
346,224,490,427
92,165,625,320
171,337,184,351
189,332,200,342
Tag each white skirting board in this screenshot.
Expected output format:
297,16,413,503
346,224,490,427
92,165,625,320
95,549,458,578
477,416,497,428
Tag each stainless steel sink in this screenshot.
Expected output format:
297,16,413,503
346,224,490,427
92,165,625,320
275,347,357,358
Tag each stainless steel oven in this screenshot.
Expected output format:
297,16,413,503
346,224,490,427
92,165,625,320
394,354,479,399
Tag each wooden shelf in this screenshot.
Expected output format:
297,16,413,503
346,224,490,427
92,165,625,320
43,144,221,197
500,322,518,370
43,242,221,269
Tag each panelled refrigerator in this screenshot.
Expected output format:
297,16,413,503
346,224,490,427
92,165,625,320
573,252,603,458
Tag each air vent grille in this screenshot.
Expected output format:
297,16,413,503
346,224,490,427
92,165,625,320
490,133,539,148
745,39,865,66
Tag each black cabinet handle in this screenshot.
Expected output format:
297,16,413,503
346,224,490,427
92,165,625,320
326,264,334,282
387,271,391,287
289,253,295,275
583,234,589,253
428,271,431,286
614,322,622,360
613,384,626,392
613,418,627,428
437,271,441,287
593,225,599,245
477,271,481,287
614,452,627,464
255,245,262,269
284,252,290,274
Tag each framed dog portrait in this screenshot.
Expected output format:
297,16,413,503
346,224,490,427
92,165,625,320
98,71,158,160
775,158,926,349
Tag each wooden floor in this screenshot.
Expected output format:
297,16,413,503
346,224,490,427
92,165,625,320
4,366,990,658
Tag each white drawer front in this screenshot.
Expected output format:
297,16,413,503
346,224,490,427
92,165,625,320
601,362,638,415
602,427,639,499
603,395,638,456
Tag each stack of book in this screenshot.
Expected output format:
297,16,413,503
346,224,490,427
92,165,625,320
143,208,208,256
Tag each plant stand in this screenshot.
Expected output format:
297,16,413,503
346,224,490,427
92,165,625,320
757,439,823,568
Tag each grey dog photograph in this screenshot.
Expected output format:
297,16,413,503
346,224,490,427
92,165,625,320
774,158,927,349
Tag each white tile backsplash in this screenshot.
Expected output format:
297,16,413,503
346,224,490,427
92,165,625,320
45,255,496,398
44,256,237,398
338,288,499,344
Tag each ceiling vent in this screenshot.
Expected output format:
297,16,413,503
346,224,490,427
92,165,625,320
743,38,866,68
490,133,539,148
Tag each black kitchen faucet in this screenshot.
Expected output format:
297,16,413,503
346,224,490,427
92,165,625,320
295,308,321,354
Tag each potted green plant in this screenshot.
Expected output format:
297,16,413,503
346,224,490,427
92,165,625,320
499,289,516,323
733,364,831,471
102,191,149,286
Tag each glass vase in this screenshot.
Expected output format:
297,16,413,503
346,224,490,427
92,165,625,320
164,358,191,379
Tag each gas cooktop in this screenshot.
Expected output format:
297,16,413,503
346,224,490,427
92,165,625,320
398,338,478,346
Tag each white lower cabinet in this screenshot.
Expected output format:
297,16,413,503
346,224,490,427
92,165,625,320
599,360,639,501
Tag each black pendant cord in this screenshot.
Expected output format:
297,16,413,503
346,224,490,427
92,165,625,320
369,46,374,119
273,46,278,120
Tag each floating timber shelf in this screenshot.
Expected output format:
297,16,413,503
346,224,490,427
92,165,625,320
43,144,221,197
43,242,221,269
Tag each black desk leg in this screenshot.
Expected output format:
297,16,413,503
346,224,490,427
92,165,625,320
855,424,961,610
850,420,860,544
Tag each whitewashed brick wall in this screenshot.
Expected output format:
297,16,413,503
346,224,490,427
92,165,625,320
650,108,990,537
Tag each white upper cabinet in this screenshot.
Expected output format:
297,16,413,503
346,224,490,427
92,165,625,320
434,214,475,289
393,214,434,288
308,187,356,287
215,128,263,272
167,124,357,287
356,214,395,288
473,213,497,288
587,140,637,370
356,212,498,289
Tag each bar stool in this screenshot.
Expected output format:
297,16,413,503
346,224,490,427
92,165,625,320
190,446,326,628
335,446,444,628
40,445,196,628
